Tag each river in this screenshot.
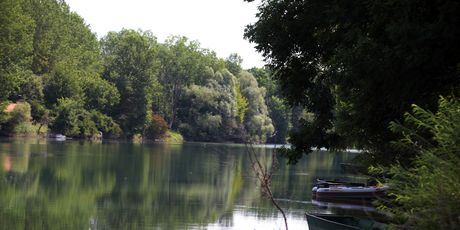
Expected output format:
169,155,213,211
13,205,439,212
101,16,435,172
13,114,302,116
0,139,370,229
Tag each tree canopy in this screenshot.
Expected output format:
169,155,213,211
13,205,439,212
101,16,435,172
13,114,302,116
0,0,122,138
0,0,33,101
101,29,160,137
245,0,460,163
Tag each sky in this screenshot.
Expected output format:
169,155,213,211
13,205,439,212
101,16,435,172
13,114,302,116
64,0,265,69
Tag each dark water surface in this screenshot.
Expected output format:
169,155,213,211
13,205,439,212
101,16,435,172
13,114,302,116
0,139,366,229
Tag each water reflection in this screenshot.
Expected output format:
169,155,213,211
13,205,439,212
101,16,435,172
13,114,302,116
0,139,365,229
206,208,307,230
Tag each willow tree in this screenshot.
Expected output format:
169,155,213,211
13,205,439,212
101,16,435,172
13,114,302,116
156,36,225,129
239,71,274,143
176,68,240,141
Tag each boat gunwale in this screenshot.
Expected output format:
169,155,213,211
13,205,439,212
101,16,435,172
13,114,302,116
314,190,385,199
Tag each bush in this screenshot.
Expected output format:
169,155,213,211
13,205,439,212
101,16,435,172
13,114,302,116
164,130,184,143
30,100,48,123
13,123,40,135
382,97,460,229
9,102,31,124
50,98,84,136
144,114,168,140
50,98,122,139
90,110,122,138
0,102,32,135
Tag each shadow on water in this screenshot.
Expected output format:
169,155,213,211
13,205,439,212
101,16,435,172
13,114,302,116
0,138,373,229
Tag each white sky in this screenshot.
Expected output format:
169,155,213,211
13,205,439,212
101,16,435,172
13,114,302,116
64,0,265,69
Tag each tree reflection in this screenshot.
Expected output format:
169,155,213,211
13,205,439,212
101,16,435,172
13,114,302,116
0,140,357,229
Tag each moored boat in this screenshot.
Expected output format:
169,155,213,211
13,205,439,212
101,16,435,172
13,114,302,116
55,134,66,141
311,199,377,212
48,133,67,141
312,179,386,199
314,186,386,199
54,134,67,141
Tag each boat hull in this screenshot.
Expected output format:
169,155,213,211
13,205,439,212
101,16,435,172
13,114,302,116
306,214,362,230
313,186,386,199
306,213,386,230
311,199,377,212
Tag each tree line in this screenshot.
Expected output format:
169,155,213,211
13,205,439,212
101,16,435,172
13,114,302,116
0,0,291,143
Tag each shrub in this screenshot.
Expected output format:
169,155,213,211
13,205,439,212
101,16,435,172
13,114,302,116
382,97,460,229
144,114,168,140
9,102,31,124
164,130,184,143
30,100,48,123
50,98,121,139
50,98,84,136
0,102,8,122
90,110,122,138
1,102,32,135
13,123,39,135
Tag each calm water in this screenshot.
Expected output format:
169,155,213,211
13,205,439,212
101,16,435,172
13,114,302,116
0,139,368,230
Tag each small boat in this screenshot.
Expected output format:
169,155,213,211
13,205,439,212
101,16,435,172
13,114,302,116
311,199,377,212
306,213,386,230
313,179,365,188
49,134,66,141
312,179,386,199
314,186,386,199
312,179,364,193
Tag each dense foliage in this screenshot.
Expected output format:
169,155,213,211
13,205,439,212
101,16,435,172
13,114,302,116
177,69,239,141
144,114,168,140
239,71,274,143
0,0,122,139
0,0,278,143
101,29,159,137
0,0,33,102
249,67,290,144
245,0,460,163
245,0,460,227
0,102,32,135
381,97,460,229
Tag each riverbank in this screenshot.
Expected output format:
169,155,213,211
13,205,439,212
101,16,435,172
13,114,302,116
1,129,184,145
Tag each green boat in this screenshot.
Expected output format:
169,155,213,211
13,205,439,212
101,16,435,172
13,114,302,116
306,213,386,230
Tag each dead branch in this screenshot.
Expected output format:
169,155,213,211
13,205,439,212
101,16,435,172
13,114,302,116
245,142,288,230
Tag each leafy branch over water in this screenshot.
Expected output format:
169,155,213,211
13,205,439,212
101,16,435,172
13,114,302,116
378,97,460,229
